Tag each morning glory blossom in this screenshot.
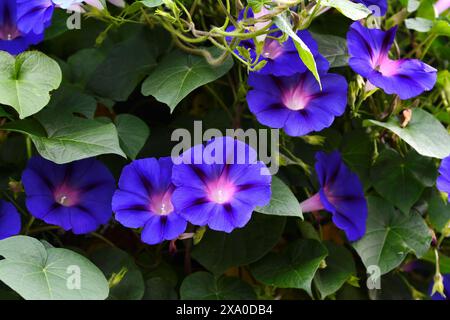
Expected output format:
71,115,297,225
16,0,55,35
112,157,187,245
0,0,45,54
300,151,368,242
171,137,272,233
22,156,116,235
347,22,437,100
0,200,21,240
246,70,348,136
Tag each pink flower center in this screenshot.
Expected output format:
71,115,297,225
53,184,80,207
373,55,400,77
150,191,174,216
282,85,311,111
262,39,284,60
207,176,236,204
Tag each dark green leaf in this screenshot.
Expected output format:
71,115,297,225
192,213,286,275
143,277,177,300
250,239,328,295
115,114,150,160
141,49,233,111
353,196,432,275
371,149,436,213
91,247,145,300
314,242,356,299
180,272,256,300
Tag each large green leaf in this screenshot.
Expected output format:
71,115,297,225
91,247,145,300
274,14,321,87
366,109,450,159
0,236,108,300
427,190,450,232
180,272,256,300
45,84,97,119
371,149,436,213
2,114,126,164
115,114,150,160
313,33,348,68
192,214,286,275
321,0,372,20
141,49,233,111
313,242,356,299
0,51,62,119
88,30,158,101
353,196,432,275
255,176,303,218
340,129,373,189
250,239,328,295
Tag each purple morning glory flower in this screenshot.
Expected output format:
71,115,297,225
347,22,437,100
22,156,116,235
300,151,368,242
0,200,21,240
353,0,387,16
112,157,187,245
437,156,450,197
0,0,45,54
246,70,348,136
171,136,272,233
16,0,55,35
430,274,450,300
227,9,329,76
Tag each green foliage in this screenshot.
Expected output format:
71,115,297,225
251,239,328,296
192,214,286,274
180,272,256,300
142,49,233,111
353,197,432,275
0,236,109,300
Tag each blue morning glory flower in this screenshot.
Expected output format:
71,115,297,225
22,156,116,235
353,0,387,16
246,70,348,136
0,0,46,54
16,0,55,35
112,157,187,245
301,151,368,242
437,156,450,197
347,22,437,100
171,137,272,233
0,200,21,240
227,9,329,76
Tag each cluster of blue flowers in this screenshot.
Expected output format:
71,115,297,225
5,137,270,245
0,0,124,55
0,140,371,244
